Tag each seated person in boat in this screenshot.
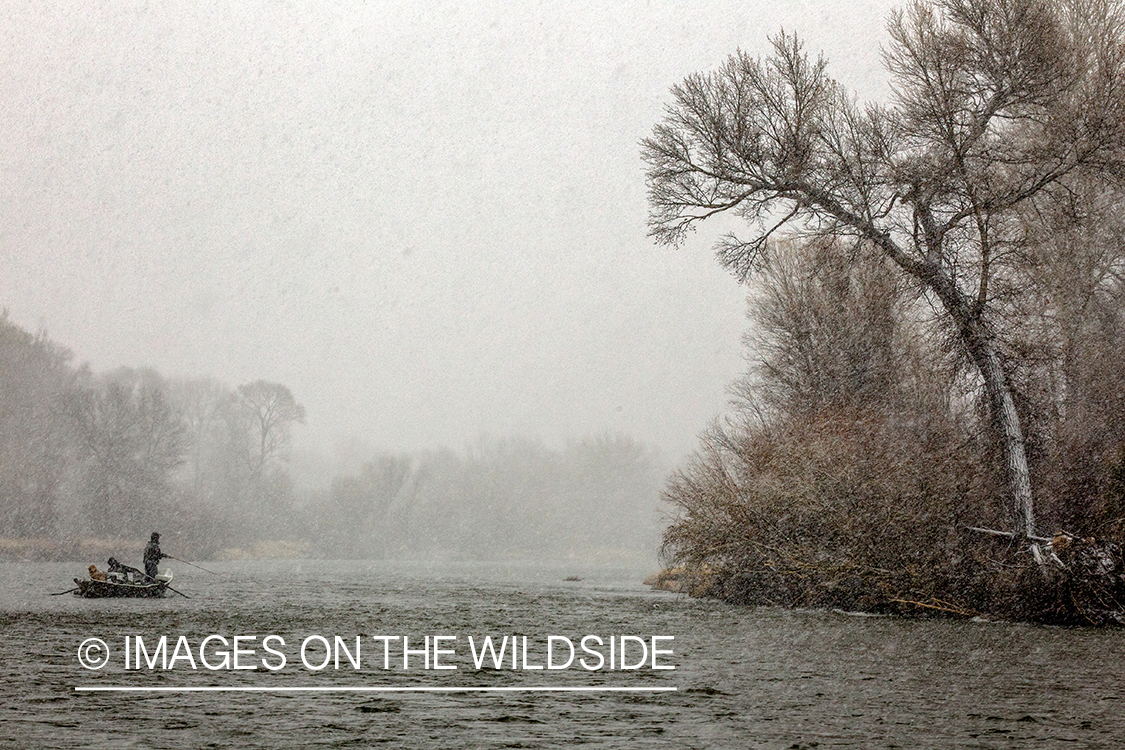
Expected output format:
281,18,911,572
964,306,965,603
107,557,143,583
88,564,106,582
143,532,167,581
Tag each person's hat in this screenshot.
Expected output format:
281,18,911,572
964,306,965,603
108,557,118,566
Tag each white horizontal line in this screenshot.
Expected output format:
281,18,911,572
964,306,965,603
75,686,677,693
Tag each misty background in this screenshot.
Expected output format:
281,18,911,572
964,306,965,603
1,1,896,562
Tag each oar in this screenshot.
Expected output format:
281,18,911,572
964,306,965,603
165,555,221,576
50,587,79,596
146,575,191,598
165,584,191,599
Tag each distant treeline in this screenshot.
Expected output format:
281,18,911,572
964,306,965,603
311,434,663,561
0,311,664,562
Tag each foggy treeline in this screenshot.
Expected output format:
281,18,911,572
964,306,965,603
311,434,663,561
644,0,1125,619
0,311,664,562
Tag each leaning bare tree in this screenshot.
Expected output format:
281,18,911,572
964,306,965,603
643,0,1125,545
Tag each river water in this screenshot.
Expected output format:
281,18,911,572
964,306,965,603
0,559,1122,749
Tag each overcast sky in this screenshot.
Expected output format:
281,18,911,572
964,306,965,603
1,0,898,460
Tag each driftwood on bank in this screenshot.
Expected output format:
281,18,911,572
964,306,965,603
968,526,1125,625
966,527,1051,543
643,528,1125,626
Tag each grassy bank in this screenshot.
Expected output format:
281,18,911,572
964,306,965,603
0,537,310,563
0,537,145,563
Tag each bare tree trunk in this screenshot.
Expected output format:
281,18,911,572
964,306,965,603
889,254,1038,540
973,335,1037,539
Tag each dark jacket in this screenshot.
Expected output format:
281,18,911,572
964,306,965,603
143,540,166,577
108,558,143,582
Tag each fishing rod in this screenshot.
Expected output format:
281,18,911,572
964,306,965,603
50,587,79,596
165,555,221,576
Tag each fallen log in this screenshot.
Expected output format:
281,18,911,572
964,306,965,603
966,526,1051,543
889,598,979,618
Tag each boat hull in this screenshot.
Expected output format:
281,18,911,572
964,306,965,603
73,578,170,598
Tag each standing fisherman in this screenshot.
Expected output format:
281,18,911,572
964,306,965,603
143,532,167,581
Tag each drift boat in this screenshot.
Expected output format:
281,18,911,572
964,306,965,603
72,570,174,598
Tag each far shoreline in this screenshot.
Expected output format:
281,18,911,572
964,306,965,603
0,537,660,569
